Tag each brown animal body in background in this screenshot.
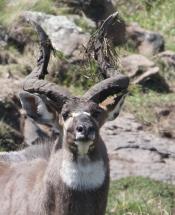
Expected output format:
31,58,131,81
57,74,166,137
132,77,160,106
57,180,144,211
0,20,129,215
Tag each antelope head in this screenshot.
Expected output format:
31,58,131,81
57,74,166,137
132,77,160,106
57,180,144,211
19,21,129,158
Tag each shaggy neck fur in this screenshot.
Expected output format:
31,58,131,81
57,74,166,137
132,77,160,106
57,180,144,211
60,156,106,190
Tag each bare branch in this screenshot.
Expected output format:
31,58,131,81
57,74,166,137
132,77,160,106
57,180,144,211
85,12,121,79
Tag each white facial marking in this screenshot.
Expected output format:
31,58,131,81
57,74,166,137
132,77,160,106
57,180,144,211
64,111,91,133
72,112,90,117
75,141,93,156
64,117,73,131
60,159,106,190
63,112,90,131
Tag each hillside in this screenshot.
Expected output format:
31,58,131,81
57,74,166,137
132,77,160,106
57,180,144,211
0,0,175,214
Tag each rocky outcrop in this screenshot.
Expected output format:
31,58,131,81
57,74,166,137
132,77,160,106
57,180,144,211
126,23,165,56
121,54,170,92
23,11,90,58
157,50,175,69
155,51,175,91
155,105,175,139
121,54,155,76
61,0,115,23
101,113,175,183
58,0,126,46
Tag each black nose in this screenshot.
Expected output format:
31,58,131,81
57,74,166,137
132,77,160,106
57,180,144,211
76,125,85,133
76,125,95,139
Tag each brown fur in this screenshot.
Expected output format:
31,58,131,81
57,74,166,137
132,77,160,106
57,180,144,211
0,137,109,215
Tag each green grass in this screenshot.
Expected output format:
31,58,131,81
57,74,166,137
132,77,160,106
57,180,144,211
0,0,57,25
0,121,20,151
107,177,175,215
124,87,175,126
117,0,175,51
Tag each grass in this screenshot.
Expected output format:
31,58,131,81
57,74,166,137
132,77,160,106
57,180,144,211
0,121,20,151
107,177,175,215
117,0,175,51
0,0,57,25
124,87,175,126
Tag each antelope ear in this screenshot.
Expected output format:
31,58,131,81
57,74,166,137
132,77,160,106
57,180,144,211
19,91,55,123
83,75,129,120
99,93,127,121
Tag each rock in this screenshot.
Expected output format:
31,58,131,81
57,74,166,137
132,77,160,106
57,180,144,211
121,54,170,92
156,105,175,139
157,50,175,67
60,0,126,45
126,23,164,56
155,51,175,91
61,0,115,23
101,113,175,183
23,11,90,58
0,25,8,47
0,51,18,65
121,54,155,77
0,76,59,149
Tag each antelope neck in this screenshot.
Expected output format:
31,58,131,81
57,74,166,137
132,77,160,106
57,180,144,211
60,155,106,191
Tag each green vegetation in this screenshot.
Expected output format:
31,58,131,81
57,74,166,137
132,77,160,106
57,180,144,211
0,0,57,25
125,87,175,125
54,60,101,92
0,121,21,151
107,177,175,215
117,0,175,51
0,1,175,213
74,17,94,33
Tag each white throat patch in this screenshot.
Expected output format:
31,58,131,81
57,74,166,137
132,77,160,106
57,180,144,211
60,159,106,190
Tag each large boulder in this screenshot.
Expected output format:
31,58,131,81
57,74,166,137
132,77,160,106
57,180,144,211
23,11,90,58
121,54,155,77
59,0,115,23
156,51,175,91
121,54,170,92
101,113,175,183
58,0,126,46
157,50,175,68
126,23,165,56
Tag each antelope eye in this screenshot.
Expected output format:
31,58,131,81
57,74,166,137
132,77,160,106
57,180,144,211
62,111,69,120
